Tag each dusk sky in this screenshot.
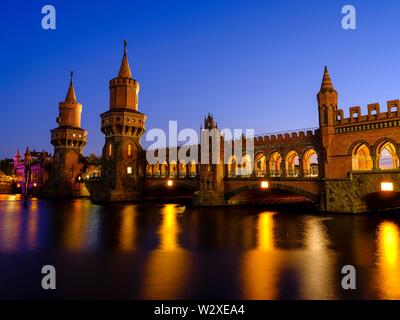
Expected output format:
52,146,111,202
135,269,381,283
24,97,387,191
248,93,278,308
1,0,400,158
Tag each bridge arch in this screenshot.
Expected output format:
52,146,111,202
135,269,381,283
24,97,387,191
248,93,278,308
224,182,319,203
145,180,198,193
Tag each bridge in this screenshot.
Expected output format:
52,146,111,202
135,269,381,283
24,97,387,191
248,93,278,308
82,51,400,213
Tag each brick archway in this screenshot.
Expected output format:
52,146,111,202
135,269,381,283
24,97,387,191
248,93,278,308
224,182,319,203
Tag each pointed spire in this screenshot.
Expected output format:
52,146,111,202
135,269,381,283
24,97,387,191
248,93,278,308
118,40,132,78
320,66,334,91
65,71,77,104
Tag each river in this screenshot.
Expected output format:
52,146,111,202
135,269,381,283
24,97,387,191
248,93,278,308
0,194,399,299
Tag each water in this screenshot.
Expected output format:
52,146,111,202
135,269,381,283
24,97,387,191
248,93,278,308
0,194,399,300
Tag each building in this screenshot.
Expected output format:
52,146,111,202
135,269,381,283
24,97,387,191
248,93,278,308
90,41,146,202
31,42,398,213
13,148,52,193
43,73,88,197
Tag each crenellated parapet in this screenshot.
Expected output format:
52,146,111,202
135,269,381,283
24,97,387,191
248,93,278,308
335,99,400,129
253,129,318,148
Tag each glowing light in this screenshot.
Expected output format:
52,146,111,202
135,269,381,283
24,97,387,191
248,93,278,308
127,167,132,174
17,184,20,188
376,221,400,299
167,180,173,187
33,183,37,187
261,181,269,189
381,182,394,192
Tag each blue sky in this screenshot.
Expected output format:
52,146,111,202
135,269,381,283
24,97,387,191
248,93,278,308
1,0,400,158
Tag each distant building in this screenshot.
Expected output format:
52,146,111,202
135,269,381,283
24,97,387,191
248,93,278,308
13,148,52,192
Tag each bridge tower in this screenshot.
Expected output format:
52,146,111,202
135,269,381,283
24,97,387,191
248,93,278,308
317,66,338,178
93,41,146,202
193,114,226,206
47,72,87,197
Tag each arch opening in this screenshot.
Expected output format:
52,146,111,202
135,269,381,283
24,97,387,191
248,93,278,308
377,142,399,170
254,153,266,177
352,143,373,171
285,151,299,177
303,149,319,177
269,152,282,177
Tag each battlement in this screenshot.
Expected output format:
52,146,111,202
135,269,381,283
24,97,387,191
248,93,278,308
336,99,400,126
253,128,318,146
109,78,138,87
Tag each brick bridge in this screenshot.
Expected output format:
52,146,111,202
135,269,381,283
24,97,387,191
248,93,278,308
138,68,400,213
84,46,400,214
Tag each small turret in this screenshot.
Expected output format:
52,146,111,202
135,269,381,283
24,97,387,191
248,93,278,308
317,66,338,128
109,40,140,110
204,113,218,130
24,147,31,165
57,72,83,128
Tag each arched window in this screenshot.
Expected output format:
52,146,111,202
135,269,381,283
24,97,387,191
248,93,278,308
323,106,328,125
285,151,299,177
239,154,252,177
378,142,398,169
152,162,160,177
269,152,281,177
146,164,152,176
160,161,168,178
169,160,177,177
254,153,266,177
303,149,319,177
178,160,187,178
107,143,113,158
227,155,238,177
127,144,132,157
189,161,197,177
352,143,372,171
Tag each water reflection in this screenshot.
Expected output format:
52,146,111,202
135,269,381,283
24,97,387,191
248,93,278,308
26,200,39,250
63,201,91,251
300,217,335,299
1,195,400,300
376,221,400,299
241,212,279,299
141,204,190,299
118,205,137,251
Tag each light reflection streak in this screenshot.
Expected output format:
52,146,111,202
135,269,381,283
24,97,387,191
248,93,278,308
300,217,335,299
376,221,400,299
141,204,190,299
241,212,279,299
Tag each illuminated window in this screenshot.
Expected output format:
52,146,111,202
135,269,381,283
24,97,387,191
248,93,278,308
381,182,394,192
261,181,269,189
108,143,113,157
127,167,132,174
378,142,398,170
352,143,373,171
127,144,132,157
269,152,281,177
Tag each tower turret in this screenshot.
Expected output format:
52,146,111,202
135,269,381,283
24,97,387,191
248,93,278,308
47,73,87,197
317,66,338,179
94,41,147,202
317,66,338,128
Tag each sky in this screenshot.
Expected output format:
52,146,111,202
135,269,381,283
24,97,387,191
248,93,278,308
1,0,400,158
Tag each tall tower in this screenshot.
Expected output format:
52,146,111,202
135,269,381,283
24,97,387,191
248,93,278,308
193,114,225,206
96,41,146,201
317,66,338,176
48,72,87,197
